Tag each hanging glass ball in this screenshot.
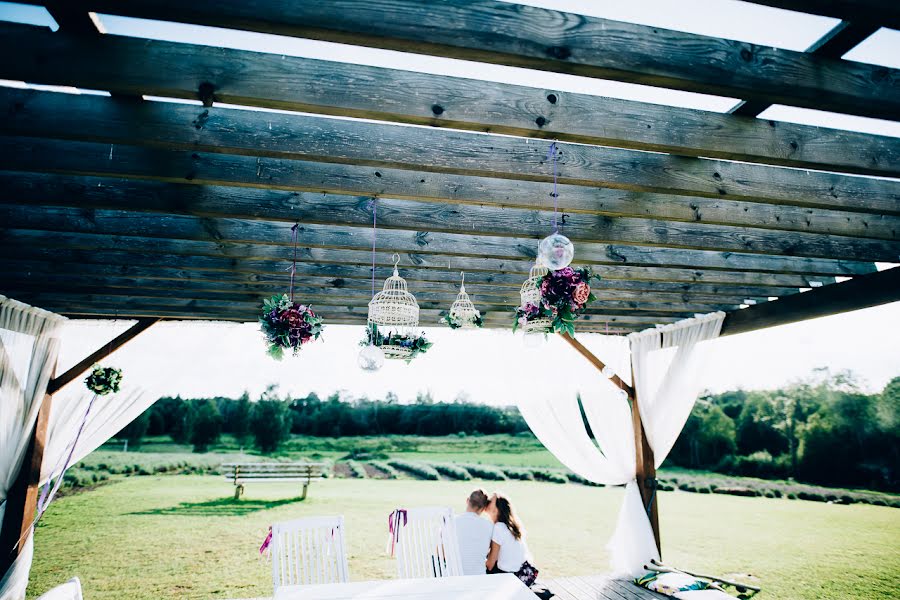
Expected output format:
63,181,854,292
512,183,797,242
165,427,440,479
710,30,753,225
358,344,385,372
601,365,615,379
538,233,574,270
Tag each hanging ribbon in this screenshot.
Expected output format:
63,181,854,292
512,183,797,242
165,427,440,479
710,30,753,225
386,508,407,557
289,223,299,302
368,199,378,300
547,141,559,233
259,526,273,555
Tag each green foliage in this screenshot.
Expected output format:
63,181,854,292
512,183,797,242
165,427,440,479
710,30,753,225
116,410,150,449
345,460,368,479
463,464,508,481
84,365,123,396
532,469,568,484
504,467,535,481
386,459,440,480
249,387,292,453
368,461,400,479
432,463,472,480
191,399,223,453
360,324,433,362
169,398,196,445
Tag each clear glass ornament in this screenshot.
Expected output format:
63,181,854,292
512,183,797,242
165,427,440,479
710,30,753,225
601,365,615,379
538,233,574,270
358,344,385,372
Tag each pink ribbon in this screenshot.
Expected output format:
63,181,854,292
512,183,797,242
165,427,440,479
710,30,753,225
289,223,299,302
387,509,407,557
259,526,273,555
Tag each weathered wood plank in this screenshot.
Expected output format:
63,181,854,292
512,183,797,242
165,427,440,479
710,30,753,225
720,267,900,336
1,227,855,284
3,173,895,261
2,91,898,216
0,204,845,284
737,0,900,30
10,0,898,119
1,22,896,176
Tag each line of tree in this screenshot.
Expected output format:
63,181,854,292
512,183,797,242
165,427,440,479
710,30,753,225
669,370,898,492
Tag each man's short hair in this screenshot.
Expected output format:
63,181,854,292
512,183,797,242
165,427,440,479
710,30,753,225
467,489,490,511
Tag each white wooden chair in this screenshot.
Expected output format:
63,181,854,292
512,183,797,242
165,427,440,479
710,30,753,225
393,506,463,579
271,516,349,591
36,577,83,600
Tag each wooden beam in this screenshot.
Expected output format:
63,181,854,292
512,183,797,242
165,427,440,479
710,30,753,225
631,364,661,556
729,21,880,117
9,0,899,119
1,23,897,177
2,92,899,216
0,360,56,578
0,200,856,280
735,0,900,30
720,267,900,337
46,318,159,394
559,332,633,396
2,174,895,262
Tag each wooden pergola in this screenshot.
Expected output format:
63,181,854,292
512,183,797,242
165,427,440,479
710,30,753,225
1,0,899,585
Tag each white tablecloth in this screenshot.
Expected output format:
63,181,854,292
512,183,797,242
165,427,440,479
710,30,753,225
273,574,534,599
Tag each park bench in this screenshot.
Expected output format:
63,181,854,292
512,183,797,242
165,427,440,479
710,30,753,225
223,462,327,500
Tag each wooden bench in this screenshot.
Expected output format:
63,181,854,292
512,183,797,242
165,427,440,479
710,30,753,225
223,462,327,500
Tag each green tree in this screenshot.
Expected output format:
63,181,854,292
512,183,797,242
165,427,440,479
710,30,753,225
170,397,196,445
231,392,253,446
191,399,223,452
250,386,292,453
116,410,150,449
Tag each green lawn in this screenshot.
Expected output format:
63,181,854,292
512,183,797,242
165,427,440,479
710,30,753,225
28,476,899,600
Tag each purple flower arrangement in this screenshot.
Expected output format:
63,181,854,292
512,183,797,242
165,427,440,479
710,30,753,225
259,294,323,360
513,266,599,336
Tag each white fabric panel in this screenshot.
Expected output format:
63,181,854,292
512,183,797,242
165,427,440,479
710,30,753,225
35,576,82,600
0,533,33,600
629,312,725,468
607,481,660,576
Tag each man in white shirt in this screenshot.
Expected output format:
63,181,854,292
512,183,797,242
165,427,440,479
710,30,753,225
453,489,494,575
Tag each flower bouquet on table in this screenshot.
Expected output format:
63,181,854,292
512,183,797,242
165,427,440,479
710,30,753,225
513,266,599,336
259,294,323,360
85,364,123,395
360,323,432,362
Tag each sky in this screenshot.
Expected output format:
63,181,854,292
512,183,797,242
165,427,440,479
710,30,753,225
2,1,899,403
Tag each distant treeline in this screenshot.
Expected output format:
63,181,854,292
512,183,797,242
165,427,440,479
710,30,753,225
668,370,898,492
118,370,898,492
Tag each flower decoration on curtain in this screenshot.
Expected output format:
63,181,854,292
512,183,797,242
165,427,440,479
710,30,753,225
258,223,323,359
84,364,123,396
513,265,600,336
364,254,431,361
441,272,483,329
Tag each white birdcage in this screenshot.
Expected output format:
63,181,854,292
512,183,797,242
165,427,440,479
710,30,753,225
368,255,420,359
519,261,552,334
444,272,481,329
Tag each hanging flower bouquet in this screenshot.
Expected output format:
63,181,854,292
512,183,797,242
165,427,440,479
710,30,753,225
360,323,432,362
440,311,484,329
85,364,123,396
259,294,323,360
513,266,600,336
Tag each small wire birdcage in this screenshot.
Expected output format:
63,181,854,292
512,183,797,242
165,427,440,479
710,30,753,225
519,260,552,334
367,255,420,359
444,272,481,329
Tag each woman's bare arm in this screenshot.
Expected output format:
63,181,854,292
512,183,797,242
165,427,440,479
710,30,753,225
486,541,500,571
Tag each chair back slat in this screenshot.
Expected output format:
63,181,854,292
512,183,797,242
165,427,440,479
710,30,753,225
394,507,463,579
271,515,349,591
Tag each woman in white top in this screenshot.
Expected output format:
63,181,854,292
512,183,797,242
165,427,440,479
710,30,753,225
485,493,539,587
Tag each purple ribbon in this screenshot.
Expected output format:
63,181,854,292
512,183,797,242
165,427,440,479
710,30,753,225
387,508,407,556
547,142,559,232
259,526,273,555
289,223,299,302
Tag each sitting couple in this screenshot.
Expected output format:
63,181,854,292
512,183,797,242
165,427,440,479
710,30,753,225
453,489,547,595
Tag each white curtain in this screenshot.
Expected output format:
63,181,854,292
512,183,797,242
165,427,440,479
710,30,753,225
0,297,66,600
629,312,725,468
516,312,725,578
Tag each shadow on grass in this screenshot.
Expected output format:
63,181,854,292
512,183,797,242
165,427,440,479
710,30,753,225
129,496,301,517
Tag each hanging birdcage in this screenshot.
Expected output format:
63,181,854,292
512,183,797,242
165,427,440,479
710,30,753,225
442,272,483,329
367,255,421,359
518,261,552,334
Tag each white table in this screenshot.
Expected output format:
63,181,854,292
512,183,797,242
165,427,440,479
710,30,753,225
273,574,534,599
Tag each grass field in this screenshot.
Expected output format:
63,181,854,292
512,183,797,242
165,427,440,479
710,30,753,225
27,475,900,600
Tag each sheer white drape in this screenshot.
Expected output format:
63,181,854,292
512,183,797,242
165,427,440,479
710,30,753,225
629,312,725,468
0,297,65,600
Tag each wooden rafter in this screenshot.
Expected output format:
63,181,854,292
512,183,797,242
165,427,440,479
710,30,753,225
2,91,899,216
9,0,899,119
736,0,900,30
1,23,897,177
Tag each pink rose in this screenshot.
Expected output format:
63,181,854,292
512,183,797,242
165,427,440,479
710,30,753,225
573,282,590,305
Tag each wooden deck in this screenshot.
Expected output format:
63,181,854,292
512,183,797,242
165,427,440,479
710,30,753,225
228,575,661,600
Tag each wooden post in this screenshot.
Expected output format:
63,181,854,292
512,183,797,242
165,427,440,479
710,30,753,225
0,317,159,578
631,363,661,556
0,360,56,578
560,332,661,555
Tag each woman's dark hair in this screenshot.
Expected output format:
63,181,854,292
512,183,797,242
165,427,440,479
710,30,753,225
493,494,524,540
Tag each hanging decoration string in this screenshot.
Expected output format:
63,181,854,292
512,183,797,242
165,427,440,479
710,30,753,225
289,223,299,302
369,199,378,299
547,141,559,233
